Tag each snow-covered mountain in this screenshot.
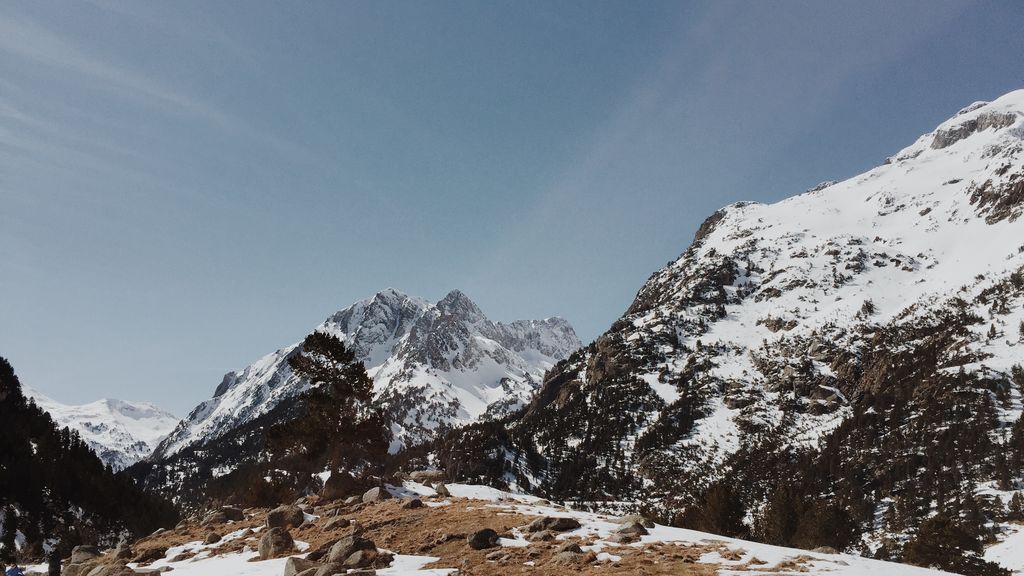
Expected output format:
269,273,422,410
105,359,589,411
23,386,179,471
443,90,1024,573
153,288,580,459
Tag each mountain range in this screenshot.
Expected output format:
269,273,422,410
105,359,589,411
24,387,178,471
9,89,1024,575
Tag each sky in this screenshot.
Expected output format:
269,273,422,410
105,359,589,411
2,0,1023,414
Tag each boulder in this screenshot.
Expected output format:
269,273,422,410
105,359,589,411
526,516,581,533
205,532,221,544
327,535,377,563
343,496,361,505
551,550,597,565
132,547,167,564
258,527,294,560
408,470,446,484
485,550,510,562
556,541,583,554
321,471,361,501
71,545,101,564
323,516,351,531
62,564,99,576
467,528,498,550
617,514,654,528
267,505,306,529
313,562,348,576
528,530,555,542
402,498,423,509
343,549,379,568
613,520,648,536
221,506,245,521
283,556,318,576
361,487,391,504
84,564,136,576
202,510,228,525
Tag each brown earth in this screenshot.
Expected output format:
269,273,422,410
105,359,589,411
126,494,793,575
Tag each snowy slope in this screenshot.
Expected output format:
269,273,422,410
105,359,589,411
24,386,178,471
153,288,580,458
443,89,1024,570
95,482,957,576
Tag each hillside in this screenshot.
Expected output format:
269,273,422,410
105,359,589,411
24,387,178,471
38,481,961,576
438,90,1024,575
0,357,177,560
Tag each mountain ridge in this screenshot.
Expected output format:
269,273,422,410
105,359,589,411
24,386,179,471
438,89,1024,575
153,288,580,460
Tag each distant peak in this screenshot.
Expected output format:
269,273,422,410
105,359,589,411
437,289,483,317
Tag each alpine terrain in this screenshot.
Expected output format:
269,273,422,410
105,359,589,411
133,288,579,501
24,387,179,471
439,91,1024,575
0,358,177,560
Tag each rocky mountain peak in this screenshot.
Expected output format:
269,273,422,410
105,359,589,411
152,288,581,460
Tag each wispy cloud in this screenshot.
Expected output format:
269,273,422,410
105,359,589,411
0,10,313,164
0,13,229,125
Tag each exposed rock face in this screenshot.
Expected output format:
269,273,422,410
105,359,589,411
438,90,1024,564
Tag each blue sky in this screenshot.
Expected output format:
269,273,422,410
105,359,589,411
2,0,1022,413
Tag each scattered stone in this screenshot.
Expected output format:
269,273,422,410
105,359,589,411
343,496,361,505
485,550,511,562
607,532,639,544
613,520,649,536
267,505,306,529
408,470,446,484
283,556,318,576
526,516,581,532
527,530,555,542
327,535,377,563
467,528,499,550
362,486,391,504
312,562,347,576
323,516,351,531
221,506,245,521
258,527,295,560
402,498,423,509
344,549,379,568
556,541,583,554
617,514,654,528
132,547,167,564
204,532,221,544
83,564,135,576
202,510,228,525
551,550,597,565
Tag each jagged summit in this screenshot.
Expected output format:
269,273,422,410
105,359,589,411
152,288,580,460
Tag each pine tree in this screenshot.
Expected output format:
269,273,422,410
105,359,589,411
266,331,388,473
